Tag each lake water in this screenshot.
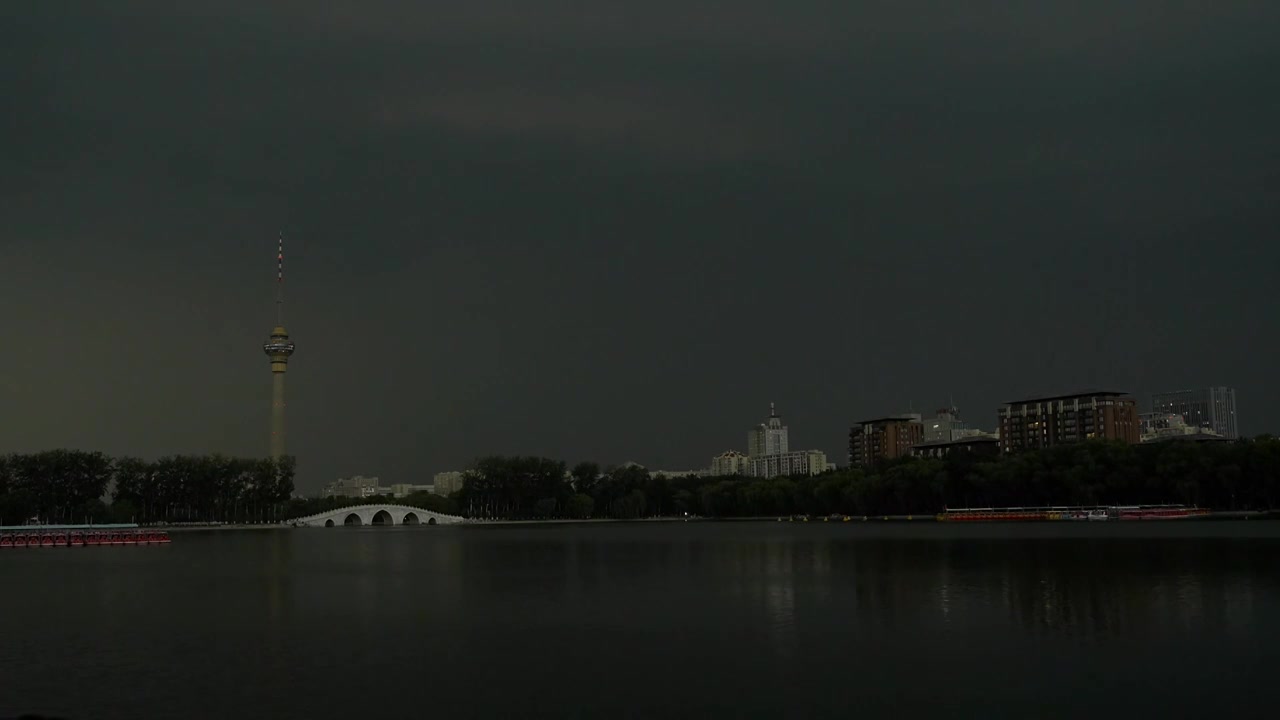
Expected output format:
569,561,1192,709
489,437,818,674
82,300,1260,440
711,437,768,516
2,521,1278,718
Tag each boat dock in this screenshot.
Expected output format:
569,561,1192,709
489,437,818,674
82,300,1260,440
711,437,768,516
0,524,171,548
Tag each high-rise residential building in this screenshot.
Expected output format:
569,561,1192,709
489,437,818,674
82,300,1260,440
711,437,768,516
998,390,1139,453
1151,387,1238,439
748,449,830,479
808,450,831,474
747,403,789,458
432,471,466,496
710,450,751,476
849,415,924,468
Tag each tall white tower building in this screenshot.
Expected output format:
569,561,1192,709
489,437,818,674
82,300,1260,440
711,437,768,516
748,403,789,458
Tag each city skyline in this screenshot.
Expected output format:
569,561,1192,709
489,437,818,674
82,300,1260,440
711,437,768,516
3,3,1278,492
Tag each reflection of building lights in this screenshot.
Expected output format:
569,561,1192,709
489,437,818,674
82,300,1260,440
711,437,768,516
764,581,797,659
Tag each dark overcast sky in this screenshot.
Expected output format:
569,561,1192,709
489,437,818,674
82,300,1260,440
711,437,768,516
3,1,1278,491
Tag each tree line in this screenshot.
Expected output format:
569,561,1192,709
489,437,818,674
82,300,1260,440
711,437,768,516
0,450,294,525
4,438,1277,525
453,437,1280,520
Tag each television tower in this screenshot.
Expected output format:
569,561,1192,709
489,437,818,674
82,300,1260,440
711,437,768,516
263,233,296,460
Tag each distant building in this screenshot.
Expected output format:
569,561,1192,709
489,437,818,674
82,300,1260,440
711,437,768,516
389,483,433,498
1139,413,1224,443
322,475,383,499
1151,387,1238,439
923,406,990,444
747,404,789,458
738,405,830,478
432,471,466,496
710,450,751,476
998,390,1139,453
649,469,707,479
911,435,1000,459
849,415,924,467
923,407,967,443
748,450,830,479
1149,431,1233,444
605,463,706,480
1140,412,1185,441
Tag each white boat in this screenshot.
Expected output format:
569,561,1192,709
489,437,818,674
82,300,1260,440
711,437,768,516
1087,509,1109,521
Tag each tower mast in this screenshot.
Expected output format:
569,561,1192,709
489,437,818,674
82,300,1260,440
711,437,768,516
263,233,296,461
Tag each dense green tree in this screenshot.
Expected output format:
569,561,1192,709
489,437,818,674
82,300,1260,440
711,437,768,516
534,497,559,517
399,490,459,516
431,438,1280,520
0,452,294,525
457,456,569,518
0,450,113,524
571,462,601,496
566,493,595,519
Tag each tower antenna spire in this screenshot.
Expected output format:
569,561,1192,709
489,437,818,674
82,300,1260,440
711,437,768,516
276,232,284,326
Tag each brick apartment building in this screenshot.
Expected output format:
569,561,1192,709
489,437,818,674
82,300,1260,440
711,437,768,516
849,415,924,467
997,390,1140,453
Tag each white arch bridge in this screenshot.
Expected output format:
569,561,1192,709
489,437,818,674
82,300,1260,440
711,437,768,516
289,504,468,528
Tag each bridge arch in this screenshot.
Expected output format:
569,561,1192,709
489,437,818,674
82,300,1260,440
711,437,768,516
289,503,467,528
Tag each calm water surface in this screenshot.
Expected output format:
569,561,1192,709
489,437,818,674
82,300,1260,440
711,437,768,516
3,522,1278,718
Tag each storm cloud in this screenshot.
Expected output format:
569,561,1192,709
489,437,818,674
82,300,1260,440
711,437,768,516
2,1,1277,490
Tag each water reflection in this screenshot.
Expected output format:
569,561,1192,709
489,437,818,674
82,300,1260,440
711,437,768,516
4,524,1279,719
260,533,291,672
837,535,1279,641
433,526,1279,650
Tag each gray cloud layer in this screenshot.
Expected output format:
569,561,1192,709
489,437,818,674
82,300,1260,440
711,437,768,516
3,2,1278,490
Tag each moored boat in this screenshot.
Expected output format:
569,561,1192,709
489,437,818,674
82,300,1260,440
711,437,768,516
0,524,171,548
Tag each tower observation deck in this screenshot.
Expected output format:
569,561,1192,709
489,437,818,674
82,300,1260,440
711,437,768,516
264,235,295,460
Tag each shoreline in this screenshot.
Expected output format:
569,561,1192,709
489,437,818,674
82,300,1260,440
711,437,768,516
138,509,1280,532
